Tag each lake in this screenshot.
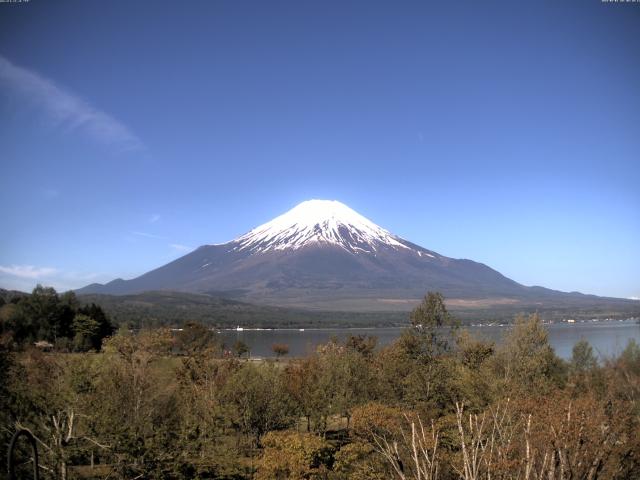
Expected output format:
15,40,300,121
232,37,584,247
219,319,640,360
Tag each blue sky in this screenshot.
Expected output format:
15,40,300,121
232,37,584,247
0,1,638,298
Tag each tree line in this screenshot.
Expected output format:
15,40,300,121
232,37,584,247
0,285,114,352
0,292,639,479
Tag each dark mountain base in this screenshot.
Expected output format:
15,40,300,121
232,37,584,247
78,290,640,329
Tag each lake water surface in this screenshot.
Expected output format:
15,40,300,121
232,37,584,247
219,320,640,360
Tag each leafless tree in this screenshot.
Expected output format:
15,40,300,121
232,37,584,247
370,413,440,480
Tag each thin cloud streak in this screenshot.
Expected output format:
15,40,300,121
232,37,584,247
0,55,144,152
0,265,58,279
0,267,109,292
132,231,168,240
170,243,193,253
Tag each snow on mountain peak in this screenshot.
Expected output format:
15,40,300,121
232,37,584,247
233,199,411,254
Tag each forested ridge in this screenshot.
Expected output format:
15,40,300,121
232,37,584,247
0,286,114,352
4,287,636,334
75,290,640,328
1,292,639,479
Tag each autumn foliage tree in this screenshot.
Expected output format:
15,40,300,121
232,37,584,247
256,431,332,480
2,292,640,479
272,342,290,358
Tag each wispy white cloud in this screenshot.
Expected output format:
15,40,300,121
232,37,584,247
0,55,144,152
131,228,193,254
149,214,161,224
170,243,193,253
132,231,167,240
629,296,640,301
0,267,109,293
0,265,58,279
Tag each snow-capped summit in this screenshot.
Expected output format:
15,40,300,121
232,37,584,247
234,199,410,254
80,199,586,313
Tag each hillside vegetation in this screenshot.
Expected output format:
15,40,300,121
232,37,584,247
79,290,639,328
1,292,640,479
4,286,638,336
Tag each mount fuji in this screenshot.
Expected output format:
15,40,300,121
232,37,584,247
77,200,631,312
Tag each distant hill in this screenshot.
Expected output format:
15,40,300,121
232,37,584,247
76,290,639,329
0,288,29,303
77,200,640,319
3,287,636,329
76,291,408,329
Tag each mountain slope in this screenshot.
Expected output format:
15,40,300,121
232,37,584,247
77,200,637,312
76,290,640,328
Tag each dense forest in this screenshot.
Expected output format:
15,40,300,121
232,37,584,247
1,291,639,479
0,286,114,352
76,291,409,329
75,290,640,329
4,286,637,334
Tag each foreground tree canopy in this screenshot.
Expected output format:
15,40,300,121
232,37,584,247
1,291,639,479
0,285,114,352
